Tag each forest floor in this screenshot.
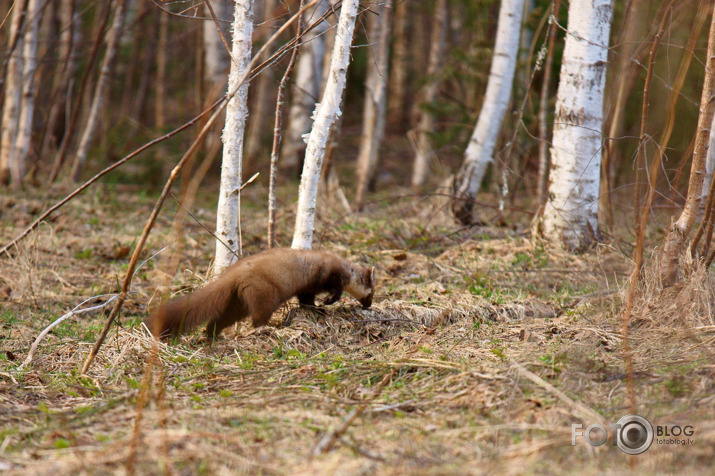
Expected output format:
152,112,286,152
0,181,713,475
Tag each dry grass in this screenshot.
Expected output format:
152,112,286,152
1,185,713,475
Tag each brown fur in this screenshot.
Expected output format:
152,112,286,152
147,248,375,340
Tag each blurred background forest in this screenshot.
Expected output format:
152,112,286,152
0,0,706,207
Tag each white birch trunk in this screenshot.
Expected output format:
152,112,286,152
12,0,41,186
540,0,613,250
214,0,254,274
411,0,447,189
451,0,524,222
355,1,392,210
70,0,127,182
291,0,359,249
282,0,330,173
0,0,28,186
204,0,233,90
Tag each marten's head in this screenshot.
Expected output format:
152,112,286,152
345,264,376,308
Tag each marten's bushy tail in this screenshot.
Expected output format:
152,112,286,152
148,277,236,338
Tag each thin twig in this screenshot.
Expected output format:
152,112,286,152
623,0,674,417
268,0,306,247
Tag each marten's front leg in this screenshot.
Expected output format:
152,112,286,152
322,272,344,305
298,293,316,307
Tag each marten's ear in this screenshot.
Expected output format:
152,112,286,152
369,266,376,286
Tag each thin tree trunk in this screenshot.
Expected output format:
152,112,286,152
291,0,359,249
660,8,715,286
39,0,80,161
130,7,157,127
282,0,331,175
450,0,524,223
387,0,408,128
203,0,232,90
11,0,41,187
245,0,278,166
599,0,643,231
0,0,28,186
411,0,447,190
539,0,613,251
155,9,168,129
703,112,715,208
536,0,561,208
517,0,534,92
214,0,254,274
268,0,305,248
355,0,392,211
48,0,113,182
70,0,127,182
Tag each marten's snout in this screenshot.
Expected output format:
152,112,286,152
359,294,373,308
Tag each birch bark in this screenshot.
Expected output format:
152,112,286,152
291,0,359,249
539,0,613,250
214,0,254,273
703,113,715,204
451,0,524,223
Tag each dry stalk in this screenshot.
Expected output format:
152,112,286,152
623,0,673,417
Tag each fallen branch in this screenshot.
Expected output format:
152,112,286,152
20,295,118,369
511,360,604,424
20,246,167,369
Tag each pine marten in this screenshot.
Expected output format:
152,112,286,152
147,248,375,340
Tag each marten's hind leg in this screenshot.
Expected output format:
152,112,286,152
246,291,283,328
205,294,247,340
205,313,239,340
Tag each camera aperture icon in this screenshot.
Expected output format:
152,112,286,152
615,415,654,455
